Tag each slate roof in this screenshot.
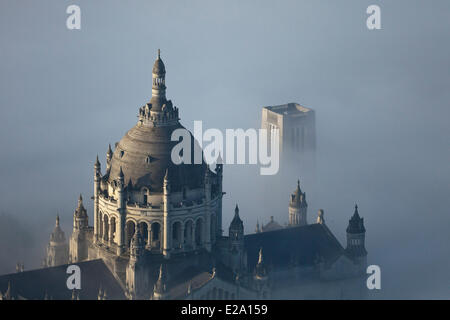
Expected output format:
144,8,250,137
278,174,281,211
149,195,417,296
0,259,125,300
244,224,344,271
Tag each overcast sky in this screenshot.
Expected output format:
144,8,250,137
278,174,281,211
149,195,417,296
0,0,449,298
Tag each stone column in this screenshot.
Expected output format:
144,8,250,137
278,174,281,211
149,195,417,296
109,220,114,245
163,169,171,258
147,227,152,249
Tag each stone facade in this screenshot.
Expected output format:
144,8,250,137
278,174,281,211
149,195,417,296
261,102,316,158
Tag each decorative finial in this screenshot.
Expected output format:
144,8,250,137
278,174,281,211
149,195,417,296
56,214,60,227
157,49,160,59
235,204,239,214
258,247,264,264
164,167,170,181
78,194,83,203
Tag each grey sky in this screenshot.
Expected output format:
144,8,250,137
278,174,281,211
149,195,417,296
0,0,449,298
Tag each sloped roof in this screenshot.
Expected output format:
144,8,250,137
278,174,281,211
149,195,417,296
244,224,344,271
0,259,125,300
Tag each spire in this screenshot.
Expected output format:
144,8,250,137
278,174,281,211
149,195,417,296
77,194,85,211
95,155,100,167
254,247,267,280
258,247,264,264
290,179,304,207
164,167,170,182
73,193,88,228
296,179,301,194
347,203,365,233
230,204,243,230
106,144,113,163
150,49,167,112
354,204,359,217
55,214,60,227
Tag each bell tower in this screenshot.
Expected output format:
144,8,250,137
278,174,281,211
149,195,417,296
288,180,308,226
346,204,367,273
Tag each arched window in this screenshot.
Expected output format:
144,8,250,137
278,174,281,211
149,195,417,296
138,222,148,247
151,222,161,249
125,221,135,248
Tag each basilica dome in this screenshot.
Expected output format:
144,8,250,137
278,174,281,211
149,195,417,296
108,123,205,192
107,51,206,192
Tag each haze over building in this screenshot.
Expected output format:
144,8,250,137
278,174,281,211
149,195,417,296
0,52,367,300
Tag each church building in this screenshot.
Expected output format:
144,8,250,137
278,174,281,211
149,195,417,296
0,51,368,300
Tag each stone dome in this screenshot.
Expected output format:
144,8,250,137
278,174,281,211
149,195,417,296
152,49,166,74
108,122,206,192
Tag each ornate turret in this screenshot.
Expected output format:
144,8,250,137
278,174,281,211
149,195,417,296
130,228,145,260
138,50,179,126
288,179,308,226
73,194,88,230
153,264,169,300
69,195,89,263
230,204,244,236
229,204,246,273
345,204,367,271
126,228,150,299
45,214,69,267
